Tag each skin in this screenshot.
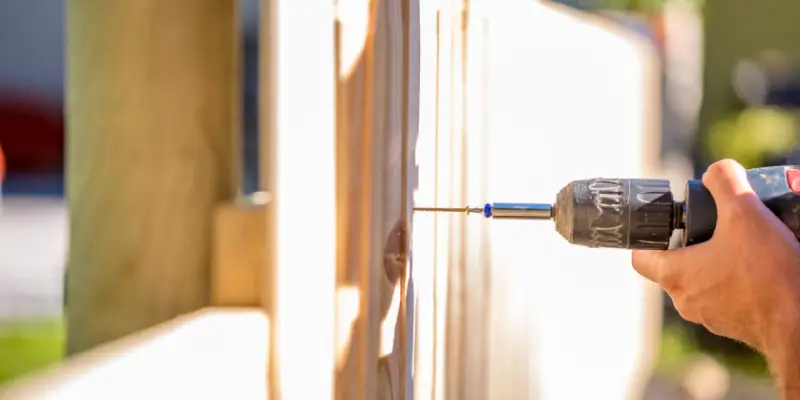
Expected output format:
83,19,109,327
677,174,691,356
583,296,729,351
632,159,800,397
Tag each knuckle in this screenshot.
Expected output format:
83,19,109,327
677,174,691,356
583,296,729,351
709,158,741,174
702,323,724,337
704,159,726,178
675,306,701,324
704,159,745,187
654,256,684,292
659,269,681,292
671,295,701,324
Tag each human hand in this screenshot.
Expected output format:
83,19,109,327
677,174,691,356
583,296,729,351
631,159,800,377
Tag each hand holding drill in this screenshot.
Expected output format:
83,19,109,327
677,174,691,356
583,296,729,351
633,160,800,394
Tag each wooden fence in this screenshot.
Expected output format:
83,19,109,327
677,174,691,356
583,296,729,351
0,1,662,399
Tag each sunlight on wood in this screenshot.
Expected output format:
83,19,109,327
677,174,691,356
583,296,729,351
261,0,337,398
434,4,454,399
0,1,668,399
484,2,662,399
0,309,269,400
336,286,361,370
410,1,441,399
333,0,419,397
463,0,492,396
381,285,402,357
336,0,371,77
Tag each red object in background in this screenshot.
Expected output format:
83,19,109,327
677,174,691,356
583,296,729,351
0,139,5,183
0,89,64,175
649,11,666,51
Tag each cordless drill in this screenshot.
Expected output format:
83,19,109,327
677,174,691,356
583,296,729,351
414,165,800,250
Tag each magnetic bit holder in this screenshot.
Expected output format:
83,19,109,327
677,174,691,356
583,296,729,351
414,202,554,220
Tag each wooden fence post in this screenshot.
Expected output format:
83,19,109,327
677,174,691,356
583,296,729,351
261,0,338,398
65,0,240,354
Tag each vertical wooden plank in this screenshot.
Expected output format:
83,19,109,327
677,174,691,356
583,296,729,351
259,1,279,398
443,0,469,397
359,0,381,395
399,0,410,397
411,0,440,398
434,3,454,399
332,0,377,396
65,0,239,354
261,0,337,398
399,0,422,397
462,0,490,397
483,2,662,399
335,0,419,398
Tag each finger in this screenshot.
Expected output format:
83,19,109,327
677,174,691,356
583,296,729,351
702,159,755,209
631,245,706,291
631,249,670,285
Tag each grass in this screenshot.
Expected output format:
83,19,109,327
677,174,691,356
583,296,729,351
0,318,65,383
655,322,771,380
655,323,698,377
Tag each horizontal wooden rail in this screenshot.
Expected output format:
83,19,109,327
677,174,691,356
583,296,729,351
0,308,269,400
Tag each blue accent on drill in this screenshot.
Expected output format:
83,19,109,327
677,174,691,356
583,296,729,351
483,203,492,218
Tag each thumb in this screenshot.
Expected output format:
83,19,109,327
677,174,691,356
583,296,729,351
701,159,755,212
631,249,669,284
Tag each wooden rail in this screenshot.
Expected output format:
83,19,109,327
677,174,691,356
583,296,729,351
0,309,269,400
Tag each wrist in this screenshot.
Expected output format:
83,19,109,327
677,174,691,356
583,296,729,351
777,385,800,400
763,301,800,390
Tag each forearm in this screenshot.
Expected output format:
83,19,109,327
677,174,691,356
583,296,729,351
770,350,800,399
778,385,800,400
764,309,800,398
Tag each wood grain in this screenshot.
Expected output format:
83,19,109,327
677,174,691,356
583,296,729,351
334,0,419,398
65,0,239,355
211,202,266,307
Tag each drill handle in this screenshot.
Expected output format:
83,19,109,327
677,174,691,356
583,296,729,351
682,165,800,246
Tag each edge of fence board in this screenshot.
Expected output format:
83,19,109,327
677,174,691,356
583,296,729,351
0,308,269,400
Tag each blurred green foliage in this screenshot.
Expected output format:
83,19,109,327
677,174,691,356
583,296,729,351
0,319,64,383
656,321,771,380
655,323,697,377
572,0,705,14
706,108,797,168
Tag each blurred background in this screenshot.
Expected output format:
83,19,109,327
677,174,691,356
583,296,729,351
0,0,798,398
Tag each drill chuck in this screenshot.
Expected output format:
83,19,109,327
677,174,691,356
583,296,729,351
479,179,682,249
550,166,800,250
552,178,678,249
